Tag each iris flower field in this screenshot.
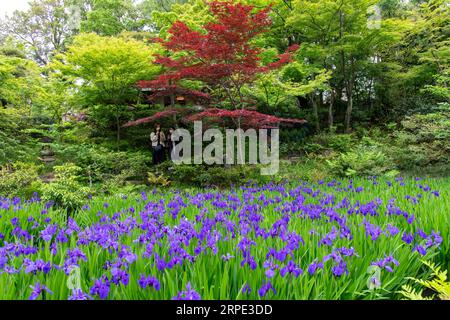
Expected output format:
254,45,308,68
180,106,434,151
0,176,448,300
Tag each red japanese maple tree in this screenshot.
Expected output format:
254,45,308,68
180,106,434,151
126,0,304,128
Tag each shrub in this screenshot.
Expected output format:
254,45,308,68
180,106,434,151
302,143,325,155
326,134,354,153
0,162,42,197
53,144,150,185
277,159,330,182
154,163,268,188
40,163,90,211
400,103,450,142
309,133,355,153
148,172,171,187
389,104,450,169
0,108,37,164
326,143,398,177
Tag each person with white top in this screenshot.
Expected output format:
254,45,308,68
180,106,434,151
150,124,166,164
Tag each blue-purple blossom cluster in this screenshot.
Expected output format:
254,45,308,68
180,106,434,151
0,177,444,300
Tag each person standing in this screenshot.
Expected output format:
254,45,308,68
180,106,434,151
166,127,175,161
150,124,166,165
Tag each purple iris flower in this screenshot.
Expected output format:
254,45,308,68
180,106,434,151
413,245,427,256
221,253,234,261
371,255,400,272
90,276,110,299
138,274,161,290
29,282,53,300
385,224,400,236
10,217,19,226
258,280,276,298
172,282,201,300
242,283,251,294
402,232,414,244
280,260,303,278
68,289,92,300
56,229,68,243
308,260,324,275
40,224,57,242
265,268,275,278
23,259,52,274
331,260,348,277
66,218,80,235
111,267,129,286
430,231,443,246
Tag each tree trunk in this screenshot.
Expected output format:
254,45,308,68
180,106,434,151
344,85,353,133
296,96,305,109
328,91,334,131
170,79,176,109
173,113,178,128
310,94,320,132
115,107,121,150
344,60,355,133
170,94,175,108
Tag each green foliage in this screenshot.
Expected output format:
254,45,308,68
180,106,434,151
326,134,355,153
0,0,77,64
0,48,44,108
388,104,450,169
148,172,171,187
49,32,161,143
51,33,159,106
52,121,92,145
53,144,150,186
150,0,212,36
153,163,268,188
0,162,42,198
80,0,145,36
326,142,398,177
40,163,90,211
245,62,330,112
0,0,448,206
0,108,39,164
310,133,355,153
277,159,330,182
400,104,450,142
280,133,356,159
286,105,449,178
399,260,450,300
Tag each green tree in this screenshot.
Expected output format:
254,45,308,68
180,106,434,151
0,0,80,64
139,0,189,31
80,0,145,36
150,0,213,36
0,42,44,112
287,0,405,132
50,33,160,145
416,0,449,102
245,61,330,127
377,0,449,115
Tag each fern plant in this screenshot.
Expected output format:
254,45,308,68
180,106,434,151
148,172,171,187
399,260,450,300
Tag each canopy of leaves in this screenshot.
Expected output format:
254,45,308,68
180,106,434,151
51,33,160,106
